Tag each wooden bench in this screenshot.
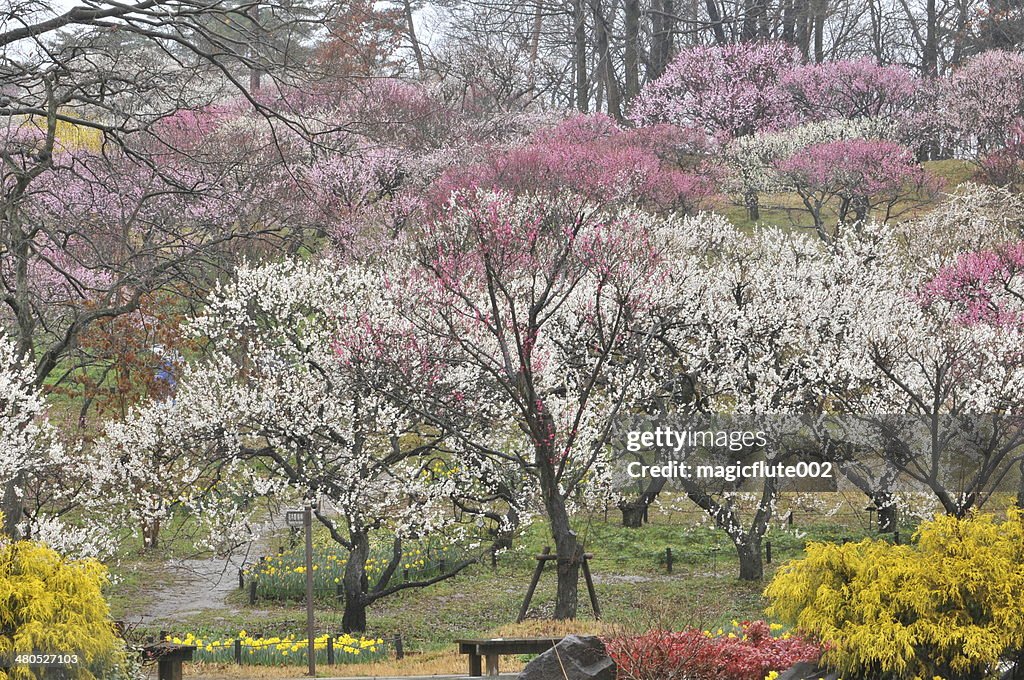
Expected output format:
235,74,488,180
141,642,196,680
456,637,563,677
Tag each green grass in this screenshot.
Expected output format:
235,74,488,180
720,158,977,233
123,493,921,656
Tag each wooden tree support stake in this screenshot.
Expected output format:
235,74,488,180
516,546,600,622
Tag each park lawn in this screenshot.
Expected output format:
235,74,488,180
114,490,927,677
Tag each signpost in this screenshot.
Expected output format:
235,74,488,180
286,504,316,676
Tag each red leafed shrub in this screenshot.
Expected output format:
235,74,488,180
605,621,821,680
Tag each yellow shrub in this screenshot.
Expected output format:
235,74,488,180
0,530,129,679
765,509,1024,680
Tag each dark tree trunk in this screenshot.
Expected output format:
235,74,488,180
781,0,796,43
142,518,161,549
737,536,763,581
403,0,426,77
813,0,825,63
648,0,674,81
574,0,589,112
741,0,757,41
341,531,371,633
619,477,666,528
706,0,727,44
923,0,939,76
1016,459,1024,511
744,189,760,221
591,0,623,120
1,474,23,539
795,0,811,59
878,503,897,533
623,0,641,101
554,538,582,619
529,2,543,82
538,447,581,620
620,503,646,528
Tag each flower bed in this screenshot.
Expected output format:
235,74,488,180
244,538,460,601
605,620,820,680
165,631,387,666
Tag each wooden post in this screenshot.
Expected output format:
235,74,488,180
248,579,256,605
326,636,335,665
765,541,772,564
787,511,794,527
517,546,550,623
304,504,315,677
393,633,404,660
665,547,673,574
238,568,244,589
234,639,242,664
894,531,901,545
581,554,601,619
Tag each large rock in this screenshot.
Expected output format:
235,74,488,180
516,635,615,680
776,662,840,680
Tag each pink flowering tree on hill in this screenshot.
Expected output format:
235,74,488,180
774,139,940,242
630,42,798,144
432,114,716,215
922,242,1024,328
629,42,797,221
937,50,1024,184
781,58,922,123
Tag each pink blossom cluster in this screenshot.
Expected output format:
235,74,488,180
774,138,931,199
432,114,716,213
630,42,800,143
922,241,1024,327
781,58,922,121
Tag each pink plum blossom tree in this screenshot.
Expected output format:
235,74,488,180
629,42,798,145
781,58,922,122
773,138,940,241
432,114,716,215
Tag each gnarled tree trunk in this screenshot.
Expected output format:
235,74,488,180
341,531,371,633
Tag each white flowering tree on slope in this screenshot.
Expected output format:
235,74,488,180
367,190,672,620
648,217,840,580
826,242,1024,517
98,260,516,633
0,336,117,556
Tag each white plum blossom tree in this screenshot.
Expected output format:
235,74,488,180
812,223,1024,518
651,217,840,580
367,189,674,619
98,259,516,632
